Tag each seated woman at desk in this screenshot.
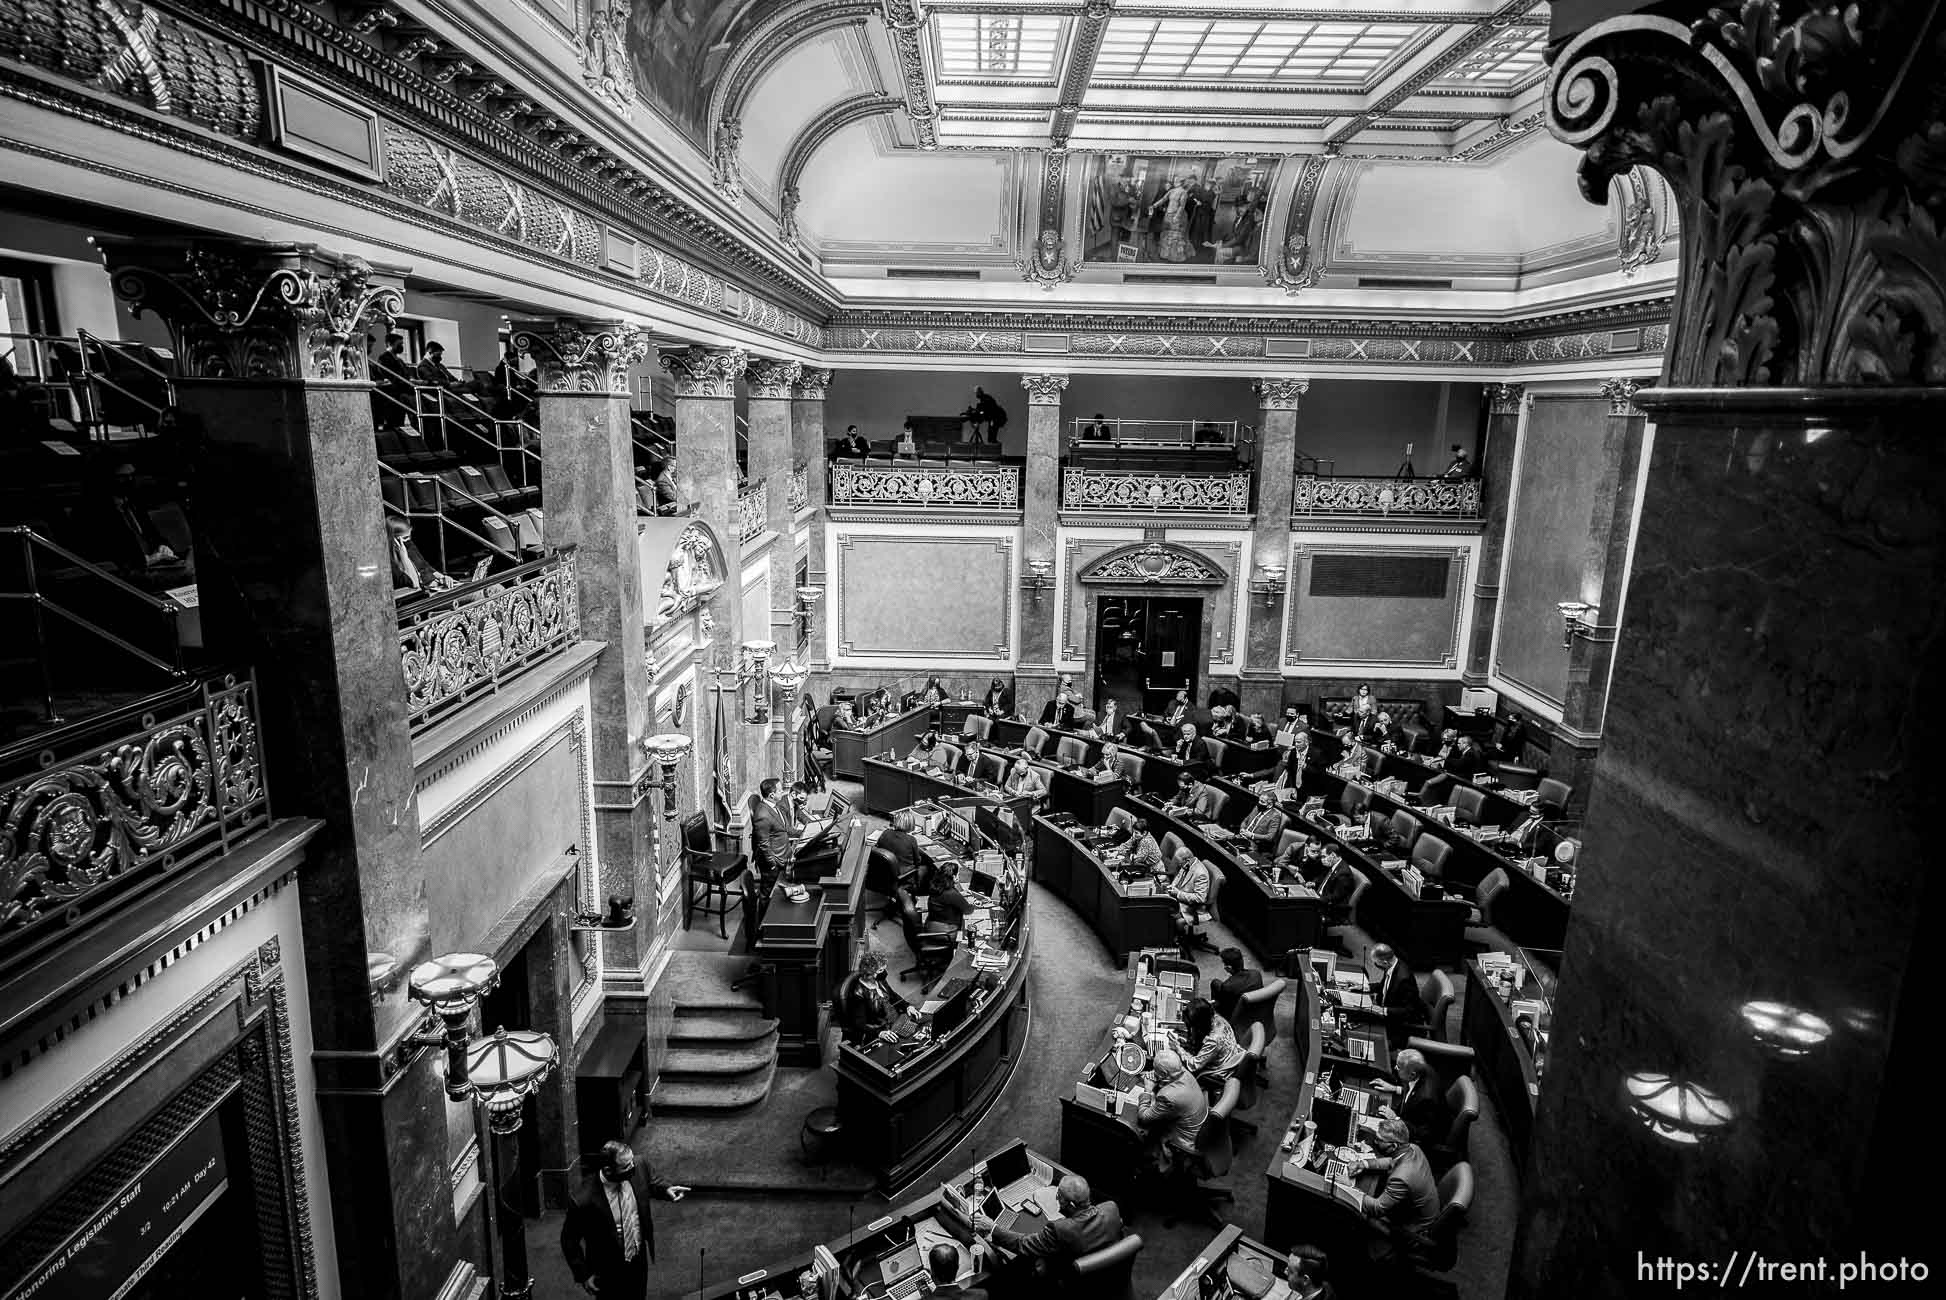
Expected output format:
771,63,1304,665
1174,997,1248,1089
1237,789,1290,850
1003,755,1048,804
908,730,953,770
918,674,950,705
916,853,976,930
1207,705,1242,740
1121,817,1165,876
833,700,860,731
982,676,1015,719
837,952,909,1045
862,685,895,720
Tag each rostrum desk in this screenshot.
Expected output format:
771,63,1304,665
750,820,870,1067
831,705,934,780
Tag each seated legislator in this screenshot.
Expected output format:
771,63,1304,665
1121,818,1165,876
916,852,976,930
986,1175,1124,1283
1376,1048,1454,1155
837,951,909,1045
1174,997,1248,1088
1135,1049,1209,1164
1287,1246,1338,1300
1207,706,1242,740
1092,741,1132,783
919,674,950,706
926,1243,989,1300
862,685,894,720
876,810,925,882
982,676,1016,719
1358,1117,1441,1262
1003,756,1048,804
833,700,860,731
1172,723,1215,776
1240,712,1275,745
908,730,954,770
1210,947,1264,1024
1444,736,1488,780
1237,789,1289,850
960,739,993,785
1160,690,1190,728
1165,847,1212,940
1166,772,1223,822
1046,673,1080,728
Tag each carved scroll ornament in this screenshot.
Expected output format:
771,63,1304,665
1020,373,1070,406
509,319,651,395
660,345,748,399
1546,1,1946,386
745,357,803,400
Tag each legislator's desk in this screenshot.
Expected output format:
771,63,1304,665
1153,1225,1299,1300
862,751,1123,826
834,877,1033,1193
832,706,934,780
1286,794,1472,971
751,820,871,1066
1463,950,1555,1169
1124,794,1325,961
686,1141,1071,1299
1032,815,1174,964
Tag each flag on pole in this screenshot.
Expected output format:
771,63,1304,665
711,683,734,826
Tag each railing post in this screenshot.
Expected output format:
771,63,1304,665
18,534,59,724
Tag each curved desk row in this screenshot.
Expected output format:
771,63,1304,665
1124,793,1326,961
862,753,1122,826
831,706,935,780
1032,816,1174,965
985,716,1281,801
1463,956,1545,1168
833,890,1034,1194
1303,728,1534,829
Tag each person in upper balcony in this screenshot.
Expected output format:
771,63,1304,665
1082,412,1115,441
833,425,871,460
970,387,1007,443
1444,444,1473,478
414,339,461,390
371,332,415,428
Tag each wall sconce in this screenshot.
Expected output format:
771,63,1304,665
1557,599,1615,648
726,638,775,724
795,582,823,646
1023,558,1055,599
1250,562,1287,605
641,732,693,820
404,952,500,1100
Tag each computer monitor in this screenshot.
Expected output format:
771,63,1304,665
1310,951,1337,986
1312,1098,1354,1148
931,983,976,1036
809,1246,841,1300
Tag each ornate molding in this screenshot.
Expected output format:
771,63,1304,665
793,366,833,401
1051,1,1117,147
1019,149,1077,288
1489,382,1528,414
828,463,1022,509
789,465,809,512
777,91,899,244
1063,468,1253,514
711,118,743,201
1020,373,1070,406
880,0,940,150
708,0,880,156
398,552,582,732
509,318,649,394
1547,1,1946,386
1264,155,1331,294
1601,376,1645,417
659,345,748,399
1292,475,1483,519
744,357,803,400
579,0,634,116
1079,541,1227,587
1614,165,1665,278
1254,377,1311,410
1328,0,1546,147
100,239,401,382
737,482,770,542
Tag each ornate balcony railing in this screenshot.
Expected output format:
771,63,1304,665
1061,467,1253,514
788,464,808,513
738,481,770,542
399,550,581,733
829,463,1022,510
2,672,272,974
1292,474,1482,518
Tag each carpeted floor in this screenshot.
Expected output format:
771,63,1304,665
526,787,1519,1299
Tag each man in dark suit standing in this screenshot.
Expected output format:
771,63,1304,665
1210,947,1264,1024
748,777,795,887
1369,943,1429,1048
987,1174,1124,1280
560,1139,690,1297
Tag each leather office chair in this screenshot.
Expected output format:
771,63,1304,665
974,753,1008,784
1400,718,1432,754
1071,1233,1143,1300
1272,828,1306,864
1204,738,1232,772
1404,1163,1474,1282
1488,761,1540,791
1159,832,1186,865
899,894,957,991
864,846,906,928
1340,784,1371,818
681,812,747,938
1180,867,1224,958
1200,789,1231,824
1410,833,1454,885
1406,1035,1475,1080
1535,778,1572,819
1438,1076,1480,1173
1167,1076,1239,1227
1449,785,1486,826
1235,977,1285,1049
961,714,992,742
1105,807,1137,834
1465,868,1516,952
1421,968,1457,1042
1418,772,1454,808
1390,810,1423,851
936,743,963,773
1022,725,1052,756
514,508,544,551
1120,753,1147,787
1233,1020,1267,1136
480,515,517,558
1056,736,1090,767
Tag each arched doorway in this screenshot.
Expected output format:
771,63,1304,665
1077,542,1229,716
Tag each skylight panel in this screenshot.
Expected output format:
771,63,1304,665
934,13,1063,78
1437,28,1547,86
1092,16,1418,83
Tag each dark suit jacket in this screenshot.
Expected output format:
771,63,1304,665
1211,968,1264,1023
993,1200,1124,1269
837,971,904,1044
877,826,923,880
561,1166,673,1282
1173,737,1214,774
749,798,793,874
984,687,1015,718
1398,1069,1453,1150
1444,746,1487,780
1375,961,1429,1030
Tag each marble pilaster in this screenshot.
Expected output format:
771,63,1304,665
1558,379,1650,745
1465,383,1526,680
1244,378,1307,713
746,356,801,780
514,318,656,975
792,369,832,688
1016,374,1067,721
661,344,748,794
102,237,452,1300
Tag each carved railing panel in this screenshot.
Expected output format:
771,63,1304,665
828,464,1022,510
788,465,808,513
399,551,581,732
1291,475,1482,518
2,673,272,971
738,482,770,542
1061,468,1253,514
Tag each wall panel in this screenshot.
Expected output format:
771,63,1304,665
832,527,1016,665
1284,533,1475,674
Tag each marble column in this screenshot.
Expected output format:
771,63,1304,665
513,318,657,977
1520,0,1946,1287
1015,373,1068,721
1465,383,1526,682
102,239,452,1300
661,344,748,801
745,356,801,780
792,368,832,690
1243,378,1307,716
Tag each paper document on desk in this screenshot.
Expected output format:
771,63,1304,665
1332,1180,1366,1209
1116,1088,1145,1113
1028,1185,1064,1219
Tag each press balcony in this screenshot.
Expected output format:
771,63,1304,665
826,461,1024,513
1291,473,1484,520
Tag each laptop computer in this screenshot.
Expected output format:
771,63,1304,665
1312,1098,1354,1148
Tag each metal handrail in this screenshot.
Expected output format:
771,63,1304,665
1,329,175,428
0,526,188,722
417,386,545,485
376,462,531,574
1067,417,1240,447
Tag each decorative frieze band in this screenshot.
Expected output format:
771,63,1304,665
1254,378,1311,410
1020,373,1070,406
745,357,804,401
660,345,748,399
101,239,402,383
510,319,650,395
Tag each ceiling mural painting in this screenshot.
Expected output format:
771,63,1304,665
1081,153,1274,267
626,0,773,146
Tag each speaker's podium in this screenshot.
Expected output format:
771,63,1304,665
575,1019,646,1145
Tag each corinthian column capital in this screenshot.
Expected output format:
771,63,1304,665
509,318,651,395
744,357,803,400
1020,373,1069,406
659,345,747,399
1253,377,1311,411
793,367,833,401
